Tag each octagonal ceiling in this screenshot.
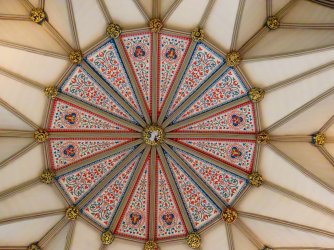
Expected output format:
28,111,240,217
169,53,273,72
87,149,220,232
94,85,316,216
1,1,334,250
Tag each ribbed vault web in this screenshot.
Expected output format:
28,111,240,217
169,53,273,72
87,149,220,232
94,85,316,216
0,1,334,250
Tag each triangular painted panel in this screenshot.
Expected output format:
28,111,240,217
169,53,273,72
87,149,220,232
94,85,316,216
166,154,220,230
167,43,225,116
175,138,256,173
158,34,191,114
57,147,134,203
49,138,132,170
156,157,188,240
175,101,256,134
60,66,134,122
85,40,142,116
121,32,152,112
83,154,141,228
175,68,248,122
174,148,248,205
49,98,133,132
115,156,150,240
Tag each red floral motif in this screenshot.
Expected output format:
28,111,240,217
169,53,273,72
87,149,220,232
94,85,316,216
158,34,191,113
60,66,133,122
57,149,132,203
49,99,132,132
167,156,220,229
175,101,256,134
176,68,248,122
86,41,142,115
175,148,248,204
50,138,131,170
176,138,256,173
83,155,140,227
168,43,224,116
121,33,152,112
156,158,187,239
116,159,150,240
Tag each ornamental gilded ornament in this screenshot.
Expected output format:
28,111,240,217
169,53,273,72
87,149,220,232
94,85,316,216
69,51,83,64
257,131,270,144
30,8,46,23
40,170,56,184
143,126,165,146
27,243,41,250
144,241,159,250
34,129,49,143
101,231,114,245
191,28,204,42
44,86,58,99
149,18,163,33
248,87,265,103
106,23,122,38
312,133,326,146
222,207,238,223
248,172,263,187
226,51,242,67
66,206,79,220
186,233,201,249
266,16,280,30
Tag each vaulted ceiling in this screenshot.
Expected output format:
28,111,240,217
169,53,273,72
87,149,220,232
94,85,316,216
1,1,334,250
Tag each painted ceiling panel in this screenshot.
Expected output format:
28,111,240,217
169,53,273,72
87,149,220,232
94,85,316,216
0,0,334,249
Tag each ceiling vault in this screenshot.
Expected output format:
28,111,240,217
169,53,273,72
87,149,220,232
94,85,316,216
0,0,333,249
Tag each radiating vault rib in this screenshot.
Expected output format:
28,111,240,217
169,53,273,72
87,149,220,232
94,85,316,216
264,60,334,93
319,115,334,133
149,147,157,239
66,0,81,50
165,138,248,178
318,146,334,168
64,221,75,250
38,216,69,248
239,211,334,239
97,0,113,24
161,143,226,208
280,22,334,30
238,0,298,55
162,0,183,23
108,147,151,232
266,0,272,17
264,87,334,133
225,223,235,250
0,141,38,170
164,96,249,132
114,38,152,125
133,0,150,21
76,144,146,209
58,93,143,132
230,0,245,51
0,209,65,226
166,132,255,140
263,181,334,217
0,130,33,138
198,0,216,29
49,132,141,139
161,64,230,128
243,44,334,62
157,41,197,125
0,177,40,201
234,219,265,249
0,40,68,60
267,143,334,194
55,139,143,177
80,62,147,127
0,14,30,21
157,146,194,232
